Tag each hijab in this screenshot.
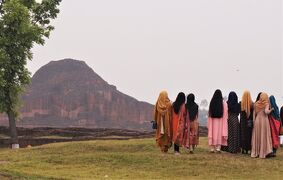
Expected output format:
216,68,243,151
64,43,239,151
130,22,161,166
241,91,253,117
256,92,262,102
156,91,171,115
227,91,240,114
255,92,269,114
173,92,186,114
269,95,280,120
186,94,199,121
209,89,224,118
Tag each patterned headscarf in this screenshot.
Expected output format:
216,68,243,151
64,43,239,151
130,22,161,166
255,92,269,114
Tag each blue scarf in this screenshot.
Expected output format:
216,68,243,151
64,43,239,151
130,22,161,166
269,95,280,120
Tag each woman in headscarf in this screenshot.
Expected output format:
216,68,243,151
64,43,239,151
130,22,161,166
240,91,254,154
172,92,186,155
154,91,173,153
208,89,228,153
222,92,241,153
256,92,262,102
183,93,199,153
268,95,281,156
251,92,273,158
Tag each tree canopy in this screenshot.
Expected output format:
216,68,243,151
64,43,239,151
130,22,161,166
0,0,61,145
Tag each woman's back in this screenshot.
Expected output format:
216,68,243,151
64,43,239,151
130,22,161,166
251,93,273,158
172,104,186,143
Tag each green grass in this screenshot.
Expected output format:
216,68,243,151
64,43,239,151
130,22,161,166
0,138,283,179
34,136,72,140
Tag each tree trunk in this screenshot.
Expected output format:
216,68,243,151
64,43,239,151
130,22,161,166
7,110,19,146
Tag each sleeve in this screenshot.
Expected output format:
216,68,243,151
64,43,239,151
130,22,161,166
265,105,272,115
253,105,255,120
154,105,158,122
253,109,256,122
222,102,228,139
169,104,173,139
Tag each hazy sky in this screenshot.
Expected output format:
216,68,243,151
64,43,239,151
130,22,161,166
29,0,283,105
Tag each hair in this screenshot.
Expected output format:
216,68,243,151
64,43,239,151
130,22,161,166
186,93,199,121
209,89,224,118
241,91,253,117
173,92,186,114
256,92,262,102
227,91,240,114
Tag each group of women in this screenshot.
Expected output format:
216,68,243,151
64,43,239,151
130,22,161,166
154,90,283,159
153,91,200,154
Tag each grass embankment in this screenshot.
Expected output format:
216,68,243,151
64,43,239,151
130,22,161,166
0,138,282,179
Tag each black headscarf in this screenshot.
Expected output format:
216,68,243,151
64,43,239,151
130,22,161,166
173,92,186,114
186,94,199,121
227,91,240,115
209,89,224,118
256,92,262,102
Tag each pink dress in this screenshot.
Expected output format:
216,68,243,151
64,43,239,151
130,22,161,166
208,101,228,146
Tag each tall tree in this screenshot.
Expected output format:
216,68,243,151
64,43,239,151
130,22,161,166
0,0,61,148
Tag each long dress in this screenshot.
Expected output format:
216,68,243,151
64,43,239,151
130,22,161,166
269,116,281,150
251,106,273,158
172,104,186,146
154,104,173,152
182,114,199,148
189,117,199,147
182,113,190,148
226,112,240,153
240,109,253,153
208,101,228,147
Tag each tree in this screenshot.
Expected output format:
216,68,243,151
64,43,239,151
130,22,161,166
200,99,208,109
223,96,228,102
0,0,61,148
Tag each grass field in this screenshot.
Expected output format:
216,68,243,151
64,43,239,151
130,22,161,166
0,138,283,179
